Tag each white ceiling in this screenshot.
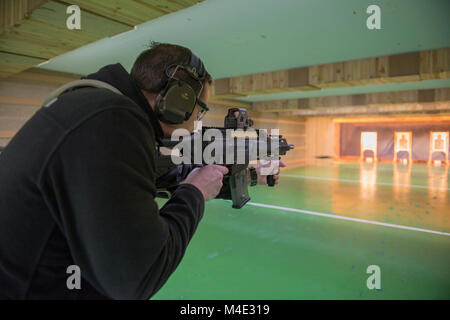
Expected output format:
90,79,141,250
39,0,450,101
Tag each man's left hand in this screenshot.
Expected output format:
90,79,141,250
255,160,287,185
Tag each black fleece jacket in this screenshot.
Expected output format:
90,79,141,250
0,64,205,300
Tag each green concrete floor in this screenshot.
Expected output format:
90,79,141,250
153,162,450,299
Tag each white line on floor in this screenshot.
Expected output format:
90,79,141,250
282,174,450,191
246,202,450,237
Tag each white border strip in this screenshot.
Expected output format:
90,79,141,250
247,202,450,237
282,174,450,191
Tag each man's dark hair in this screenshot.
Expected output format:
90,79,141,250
131,42,212,97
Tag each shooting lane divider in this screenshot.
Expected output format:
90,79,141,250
244,202,450,237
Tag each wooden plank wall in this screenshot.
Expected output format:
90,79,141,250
0,69,306,169
304,113,450,165
305,117,335,165
5,69,449,169
0,69,80,146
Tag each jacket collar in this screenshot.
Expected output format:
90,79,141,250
84,63,164,139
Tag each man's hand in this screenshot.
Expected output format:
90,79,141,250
255,160,287,185
181,165,229,201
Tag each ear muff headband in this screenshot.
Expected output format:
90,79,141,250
189,52,205,80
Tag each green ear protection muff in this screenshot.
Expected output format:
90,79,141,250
155,52,208,125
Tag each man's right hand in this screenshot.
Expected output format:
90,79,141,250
181,165,229,201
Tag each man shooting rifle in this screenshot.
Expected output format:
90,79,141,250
0,43,287,300
156,107,293,208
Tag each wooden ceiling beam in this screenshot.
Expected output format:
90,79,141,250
253,88,450,113
333,115,450,123
0,0,204,79
0,130,17,139
55,0,202,27
0,1,133,61
6,67,81,85
0,52,46,80
211,48,450,100
208,98,252,109
285,102,450,117
0,96,44,107
0,0,49,35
